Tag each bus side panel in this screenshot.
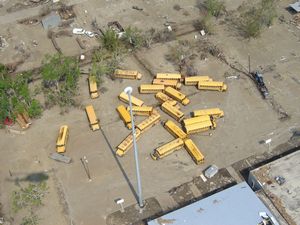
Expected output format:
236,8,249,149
164,120,187,139
116,129,142,156
184,139,204,164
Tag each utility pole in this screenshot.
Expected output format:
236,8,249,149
124,86,144,209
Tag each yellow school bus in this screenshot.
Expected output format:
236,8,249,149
88,75,99,99
161,102,185,122
164,120,187,140
164,87,190,105
56,125,69,153
197,81,227,92
184,76,212,86
184,139,204,164
139,84,165,94
85,105,100,131
152,79,181,89
192,108,224,118
16,112,31,129
155,92,178,106
156,73,182,80
114,69,142,80
119,92,144,106
116,105,132,129
182,115,211,127
136,111,160,132
184,120,214,135
127,106,153,116
151,138,184,160
116,129,142,157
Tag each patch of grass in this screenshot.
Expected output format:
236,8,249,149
122,26,145,49
21,212,39,225
203,0,225,17
101,29,120,52
194,14,214,34
11,182,48,213
238,0,277,38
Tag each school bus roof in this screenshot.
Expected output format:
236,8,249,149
57,125,68,146
198,81,225,86
85,105,98,125
88,76,98,92
115,69,138,75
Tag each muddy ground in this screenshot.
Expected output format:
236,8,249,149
0,0,300,225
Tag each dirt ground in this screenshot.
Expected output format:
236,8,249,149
1,0,300,225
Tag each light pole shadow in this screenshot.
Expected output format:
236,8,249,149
100,128,139,202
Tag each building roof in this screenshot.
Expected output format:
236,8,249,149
148,182,278,225
250,150,300,225
290,2,300,12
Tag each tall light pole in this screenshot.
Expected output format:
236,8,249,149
124,86,144,209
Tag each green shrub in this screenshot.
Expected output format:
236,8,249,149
28,100,42,118
204,0,225,17
122,27,145,49
239,0,277,38
101,29,120,52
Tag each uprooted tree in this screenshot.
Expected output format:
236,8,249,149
0,64,42,127
41,54,80,110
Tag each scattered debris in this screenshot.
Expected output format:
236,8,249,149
0,36,8,50
204,165,219,179
49,152,71,164
32,40,38,47
59,5,75,20
72,28,95,37
108,21,125,38
226,75,239,79
42,13,62,29
132,6,143,11
289,1,300,13
76,37,86,49
252,72,269,99
73,28,85,35
200,30,206,36
18,17,40,26
274,176,285,185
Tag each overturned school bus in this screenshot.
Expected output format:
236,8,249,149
182,115,211,127
56,125,69,153
85,105,100,131
119,92,144,106
116,129,142,157
164,87,190,105
192,108,224,118
88,75,99,99
16,112,31,129
161,102,185,122
197,81,227,92
136,110,160,132
139,84,165,94
127,106,153,116
184,120,216,135
151,138,184,160
164,120,187,140
114,69,142,80
184,139,204,164
152,79,181,89
156,73,182,80
116,105,132,129
155,92,178,106
184,76,212,86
